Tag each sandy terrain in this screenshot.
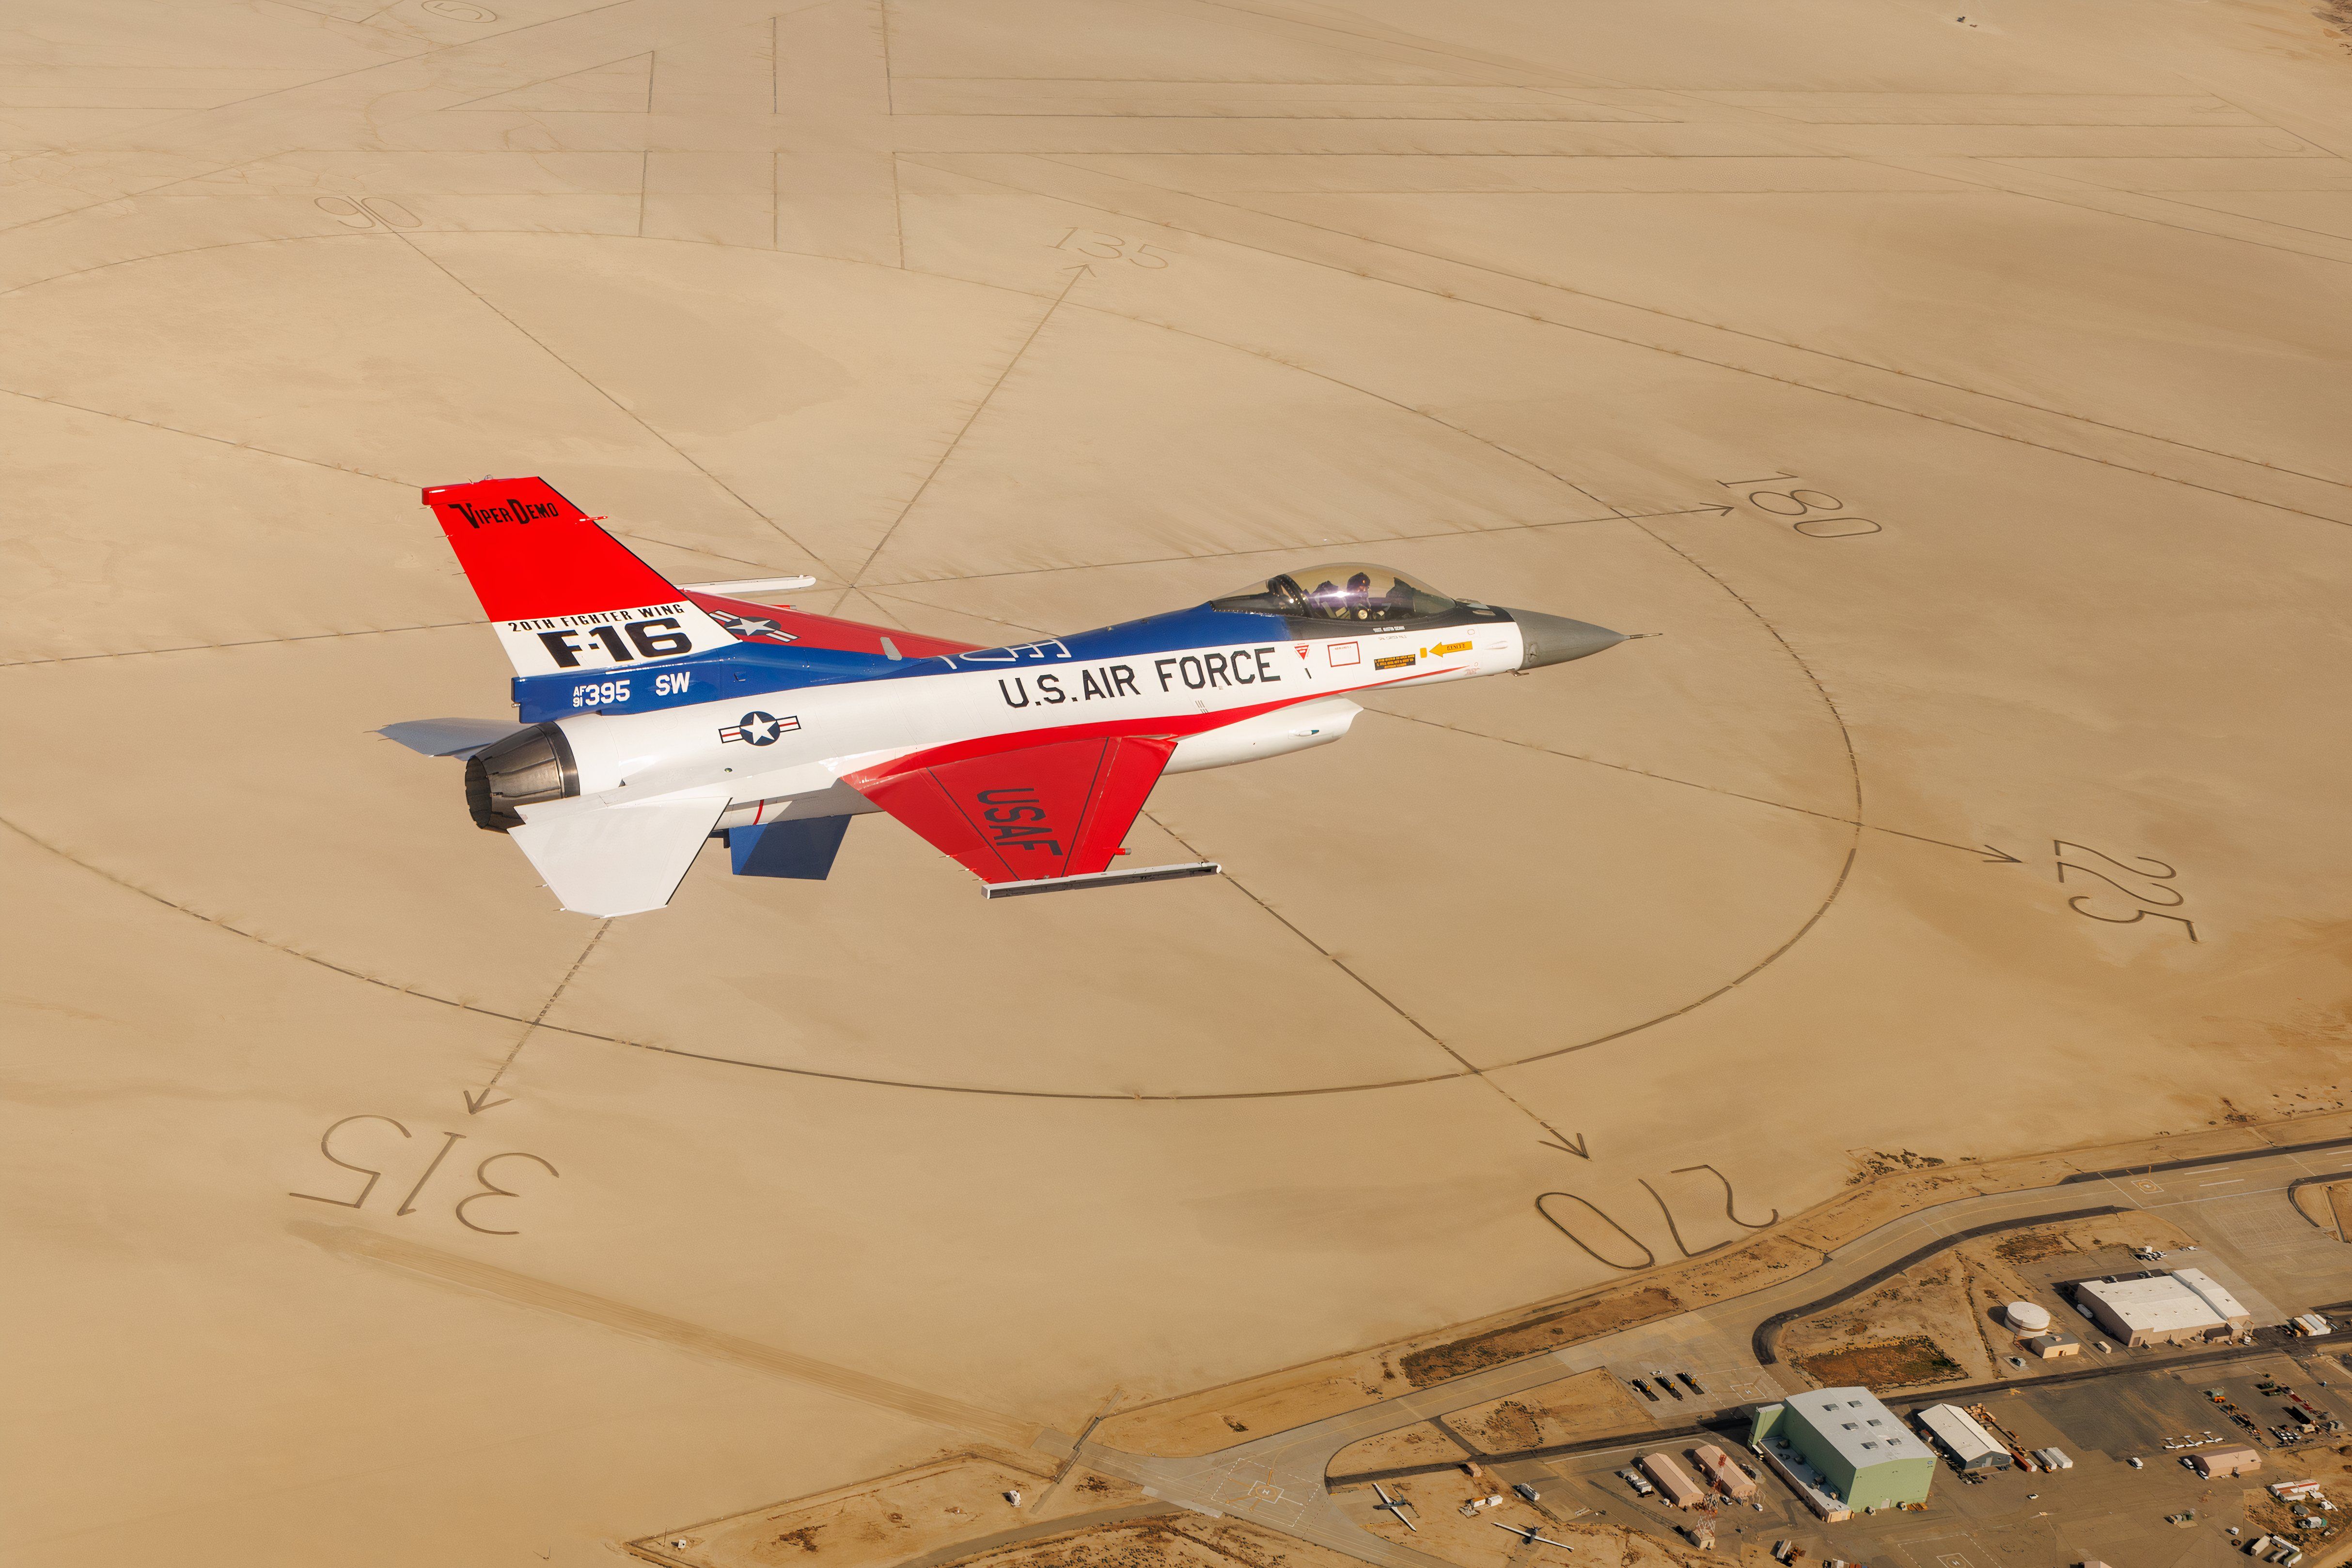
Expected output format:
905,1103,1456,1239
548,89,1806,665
1324,1422,1474,1478
1354,1482,1704,1568
2293,1181,2352,1242
1444,1373,1655,1455
630,1454,1141,1568
931,1514,1362,1568
8,0,2352,1562
638,1497,1370,1568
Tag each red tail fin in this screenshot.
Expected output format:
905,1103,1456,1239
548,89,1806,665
423,478,733,676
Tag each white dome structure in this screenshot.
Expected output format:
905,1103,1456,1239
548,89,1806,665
2006,1301,2052,1333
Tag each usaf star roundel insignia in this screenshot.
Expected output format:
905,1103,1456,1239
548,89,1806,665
719,711,799,746
709,608,795,642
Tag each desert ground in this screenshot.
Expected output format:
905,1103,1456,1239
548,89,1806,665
6,0,2352,1562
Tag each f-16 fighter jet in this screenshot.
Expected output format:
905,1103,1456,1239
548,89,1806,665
384,477,1629,916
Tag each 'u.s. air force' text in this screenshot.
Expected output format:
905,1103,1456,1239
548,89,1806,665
996,648,1283,708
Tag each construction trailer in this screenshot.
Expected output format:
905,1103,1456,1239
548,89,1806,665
1915,1405,2011,1472
1751,1390,1935,1511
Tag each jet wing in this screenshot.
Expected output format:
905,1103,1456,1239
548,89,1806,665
846,735,1177,885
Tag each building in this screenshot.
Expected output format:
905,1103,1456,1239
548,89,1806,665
1751,1389,1936,1511
1693,1443,1757,1501
2022,1333,2081,1359
1915,1404,2010,1471
2195,1447,2263,1478
2074,1269,2253,1347
2176,1269,2253,1329
1641,1452,1707,1509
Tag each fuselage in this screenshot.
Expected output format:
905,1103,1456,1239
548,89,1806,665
528,601,1538,832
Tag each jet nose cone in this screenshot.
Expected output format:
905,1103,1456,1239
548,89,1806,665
1507,609,1627,670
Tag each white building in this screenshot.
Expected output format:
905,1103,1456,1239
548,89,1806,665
1915,1405,2009,1471
2074,1269,2251,1347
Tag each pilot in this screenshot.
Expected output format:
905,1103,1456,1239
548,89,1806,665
1345,571,1375,618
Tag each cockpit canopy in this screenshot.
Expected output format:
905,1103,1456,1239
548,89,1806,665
1209,563,1456,623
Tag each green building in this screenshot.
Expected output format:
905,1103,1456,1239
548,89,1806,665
1750,1388,1935,1513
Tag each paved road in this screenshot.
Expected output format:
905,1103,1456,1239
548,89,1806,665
1069,1136,2352,1568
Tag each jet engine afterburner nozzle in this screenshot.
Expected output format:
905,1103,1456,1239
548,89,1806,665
464,721,580,832
1508,610,1628,671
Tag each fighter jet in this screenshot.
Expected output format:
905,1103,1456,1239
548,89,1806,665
384,477,1630,916
1371,1483,1420,1532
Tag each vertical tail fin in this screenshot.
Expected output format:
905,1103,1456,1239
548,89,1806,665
423,477,734,677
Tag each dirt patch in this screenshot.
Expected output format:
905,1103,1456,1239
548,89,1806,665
1994,1230,2072,1265
1793,1335,1964,1390
946,1514,1366,1568
1323,1422,1469,1476
1778,1259,1991,1390
1673,1234,1825,1306
1092,1365,1397,1457
630,1451,1124,1568
1482,1400,1542,1449
1402,1285,1681,1386
1326,1370,1660,1477
1444,1369,1655,1459
1846,1149,1949,1185
1332,1373,1656,1475
1357,1481,1713,1568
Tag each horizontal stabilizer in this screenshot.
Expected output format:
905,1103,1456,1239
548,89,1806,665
508,794,727,916
983,862,1221,899
378,718,527,758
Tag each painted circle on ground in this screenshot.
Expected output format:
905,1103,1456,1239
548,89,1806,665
0,232,1858,1099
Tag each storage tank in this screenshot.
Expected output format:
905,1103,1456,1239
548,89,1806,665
2006,1301,2052,1332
